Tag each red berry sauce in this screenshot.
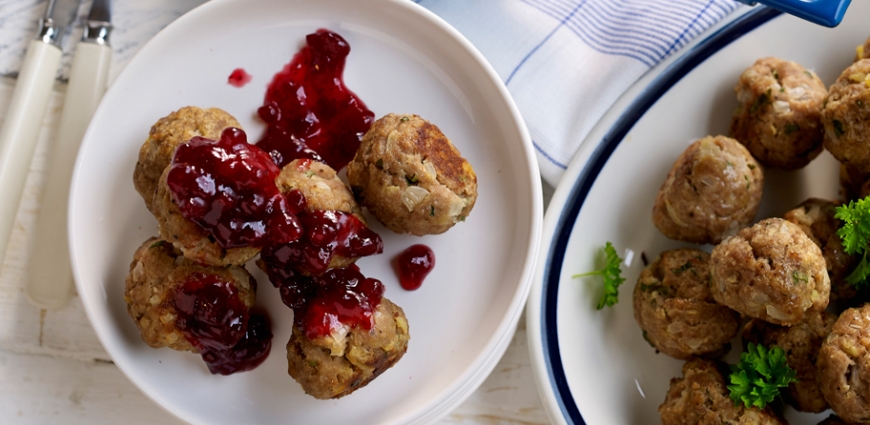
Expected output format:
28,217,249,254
396,244,435,291
256,29,374,170
260,191,384,276
167,127,304,249
227,68,252,87
173,273,272,375
265,265,384,339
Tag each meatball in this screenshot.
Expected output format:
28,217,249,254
819,415,849,425
710,218,830,325
277,159,364,217
153,167,260,267
347,113,477,236
652,135,764,244
857,36,870,62
659,358,785,425
822,59,870,174
818,304,870,424
730,57,827,169
840,164,870,201
123,237,256,351
784,199,860,306
286,298,410,399
133,106,240,212
633,249,739,359
742,311,837,412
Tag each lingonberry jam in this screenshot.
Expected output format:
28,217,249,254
173,273,272,375
201,313,272,375
396,244,435,291
227,68,252,87
257,29,374,170
167,127,303,248
261,190,383,276
264,265,384,339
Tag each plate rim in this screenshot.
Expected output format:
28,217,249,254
67,0,543,423
525,6,784,425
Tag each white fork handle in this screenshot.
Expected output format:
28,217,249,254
26,42,111,309
0,40,62,266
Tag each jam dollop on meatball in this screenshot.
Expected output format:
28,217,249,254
123,237,271,375
261,159,383,276
730,57,827,169
134,106,240,212
822,59,870,174
742,311,836,413
818,304,870,424
153,128,304,266
710,218,830,325
783,199,860,306
659,358,786,425
652,135,763,245
633,249,739,359
260,265,409,399
347,113,477,236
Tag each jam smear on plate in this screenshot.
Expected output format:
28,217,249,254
257,29,374,170
261,190,384,276
227,68,252,87
173,272,272,375
167,127,303,248
396,244,435,291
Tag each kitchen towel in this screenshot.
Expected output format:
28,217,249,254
417,0,744,185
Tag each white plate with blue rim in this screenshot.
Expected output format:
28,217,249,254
527,3,870,424
68,0,542,424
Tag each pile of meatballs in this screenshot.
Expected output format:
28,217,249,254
638,38,870,424
123,106,477,399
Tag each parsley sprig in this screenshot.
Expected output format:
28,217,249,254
728,343,797,409
573,242,625,309
835,197,870,288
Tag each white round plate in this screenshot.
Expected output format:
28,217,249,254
68,0,542,424
527,3,870,425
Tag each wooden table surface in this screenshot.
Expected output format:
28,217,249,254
0,1,553,423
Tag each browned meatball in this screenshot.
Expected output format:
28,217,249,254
123,237,256,351
742,311,837,413
784,199,860,306
633,249,739,359
857,36,870,62
659,358,786,425
347,113,477,236
730,57,827,169
652,135,764,245
710,218,830,325
133,106,240,212
277,159,364,217
153,167,259,267
818,304,870,424
840,164,870,201
286,298,410,399
819,415,849,425
822,59,870,174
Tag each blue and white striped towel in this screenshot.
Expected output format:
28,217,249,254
417,0,744,185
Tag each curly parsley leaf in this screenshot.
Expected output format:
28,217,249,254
572,242,625,309
835,197,870,287
728,343,797,409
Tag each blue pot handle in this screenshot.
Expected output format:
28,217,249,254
734,0,852,27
